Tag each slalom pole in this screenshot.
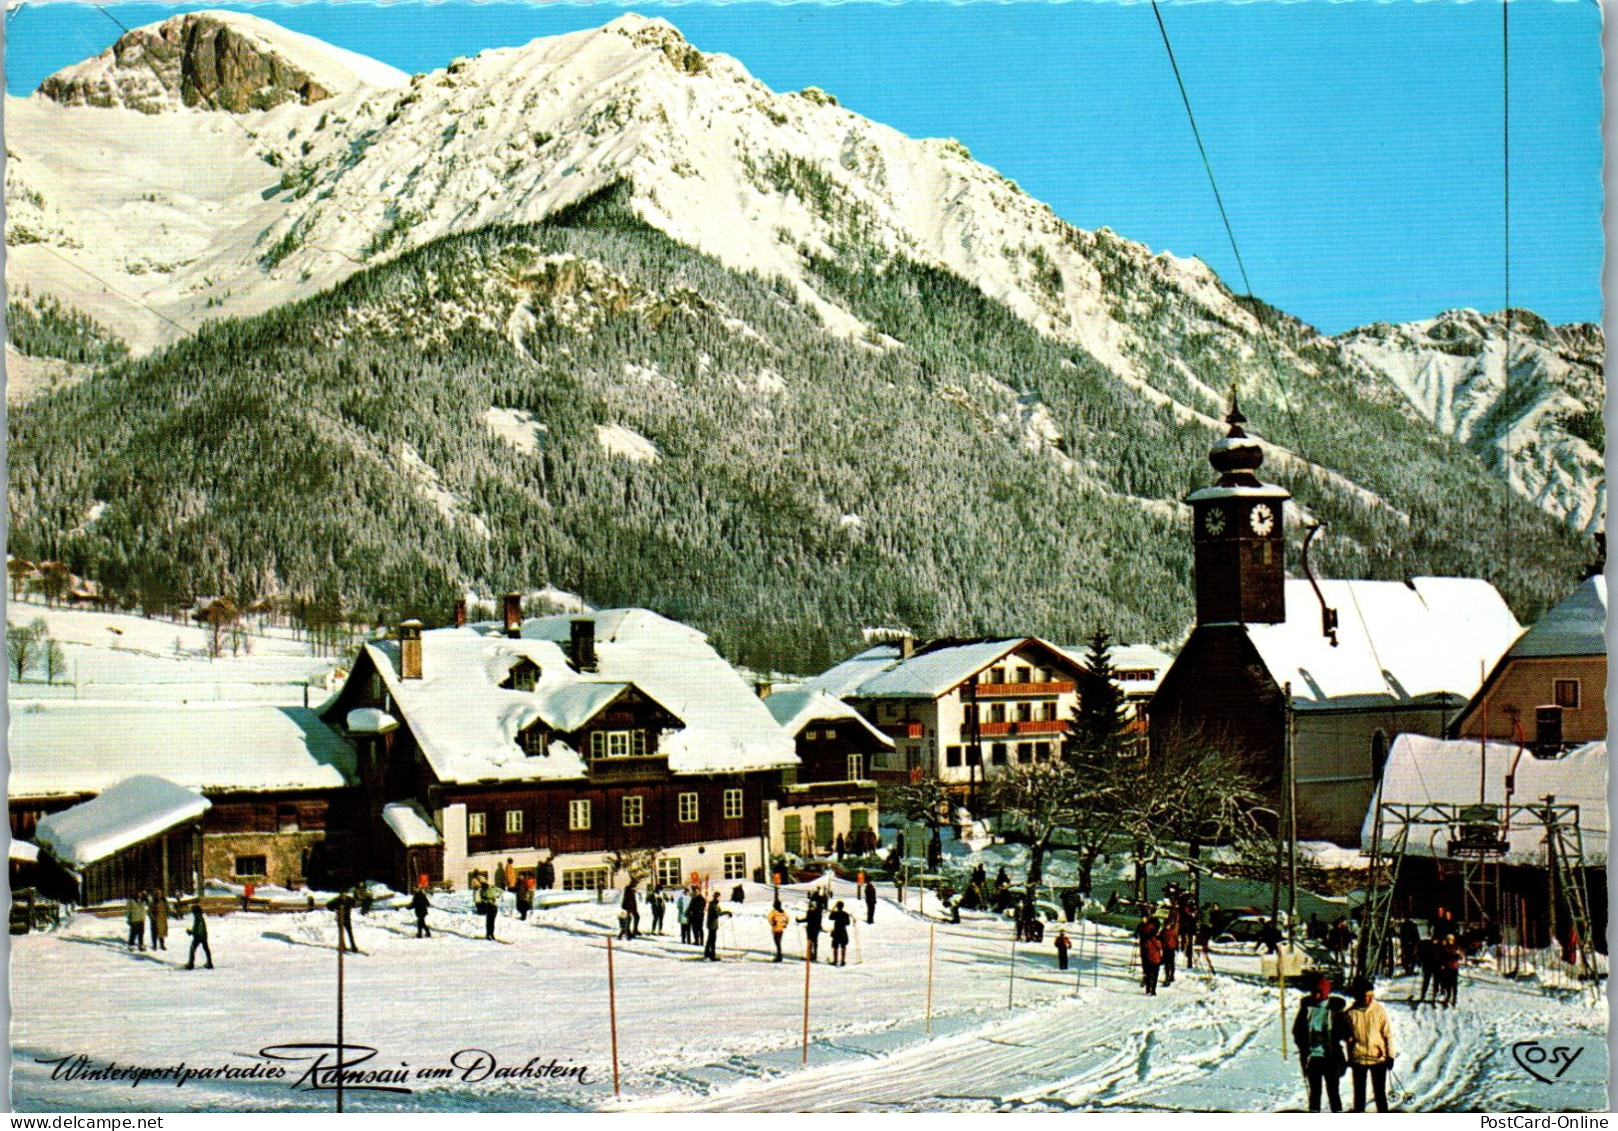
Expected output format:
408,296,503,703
925,923,936,1035
801,941,813,1065
1008,936,1017,1008
853,918,864,965
607,934,621,1097
335,923,345,1114
1278,947,1288,1061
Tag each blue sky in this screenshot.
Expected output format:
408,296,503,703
3,1,1602,335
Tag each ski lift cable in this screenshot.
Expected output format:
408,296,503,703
1148,1,1316,475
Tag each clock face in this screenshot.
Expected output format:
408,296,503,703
1202,508,1227,536
1249,503,1276,537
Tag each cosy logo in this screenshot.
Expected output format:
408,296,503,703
1511,1040,1585,1084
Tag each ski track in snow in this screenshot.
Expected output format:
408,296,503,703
11,877,1606,1113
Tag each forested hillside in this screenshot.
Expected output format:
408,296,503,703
6,186,1587,673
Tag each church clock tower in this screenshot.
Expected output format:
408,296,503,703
1187,395,1289,625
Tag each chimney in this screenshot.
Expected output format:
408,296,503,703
503,593,522,639
899,633,916,661
399,619,424,680
1533,704,1564,757
453,599,467,629
755,680,772,700
570,618,598,672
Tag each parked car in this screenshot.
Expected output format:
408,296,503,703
1212,915,1276,947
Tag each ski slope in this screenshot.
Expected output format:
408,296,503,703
9,876,1605,1112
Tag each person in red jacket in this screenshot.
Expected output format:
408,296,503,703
1140,919,1163,995
1161,910,1180,987
1054,928,1072,971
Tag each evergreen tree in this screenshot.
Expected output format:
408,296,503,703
1070,629,1128,764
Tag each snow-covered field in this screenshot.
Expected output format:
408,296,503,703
10,877,1606,1112
6,599,341,705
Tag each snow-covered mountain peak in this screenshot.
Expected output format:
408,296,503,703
37,9,407,114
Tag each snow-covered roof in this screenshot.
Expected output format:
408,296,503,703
35,776,211,870
10,840,40,864
808,638,1073,702
763,687,893,747
1056,642,1175,696
1363,735,1607,866
1245,579,1520,710
8,702,357,799
382,801,441,848
359,610,797,785
347,707,399,735
1507,574,1606,659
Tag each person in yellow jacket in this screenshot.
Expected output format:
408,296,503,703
767,901,790,962
1344,979,1395,1112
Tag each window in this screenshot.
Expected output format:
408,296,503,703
622,795,644,827
468,812,487,837
1017,702,1033,722
991,742,1008,765
1554,679,1581,709
846,754,864,781
989,703,1007,723
723,789,744,819
505,809,524,834
569,799,591,830
590,730,649,758
989,667,1006,683
962,704,978,726
656,857,682,889
966,746,981,766
1040,702,1057,721
783,814,802,855
1017,742,1033,764
723,852,747,880
1016,665,1031,683
678,792,699,823
1034,742,1051,762
368,671,385,701
519,726,549,757
562,867,609,892
234,855,267,878
502,659,540,692
849,808,869,832
277,804,299,833
946,745,962,767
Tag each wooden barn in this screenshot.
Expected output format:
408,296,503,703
33,776,209,905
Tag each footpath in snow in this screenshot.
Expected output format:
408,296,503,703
9,877,1607,1112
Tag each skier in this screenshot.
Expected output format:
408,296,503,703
1292,975,1349,1112
828,901,852,966
1139,919,1163,996
328,890,359,951
1399,918,1421,976
650,887,666,934
689,889,707,948
1417,933,1440,1005
515,878,533,922
767,900,789,962
503,858,517,892
126,890,148,951
677,887,692,944
411,885,432,938
703,897,730,961
185,903,214,970
799,901,824,962
1345,978,1395,1112
1161,908,1180,987
1054,927,1071,971
864,879,878,925
149,890,170,952
622,882,641,938
1437,934,1462,1007
477,879,499,942
536,853,556,891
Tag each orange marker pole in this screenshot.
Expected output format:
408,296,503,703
802,942,813,1065
607,935,621,1097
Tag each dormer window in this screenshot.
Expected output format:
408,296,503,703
518,725,549,757
501,659,541,692
590,730,648,759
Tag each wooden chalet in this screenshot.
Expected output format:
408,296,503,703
323,600,799,893
34,776,209,905
761,686,889,857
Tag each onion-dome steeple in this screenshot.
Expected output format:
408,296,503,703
1208,387,1266,487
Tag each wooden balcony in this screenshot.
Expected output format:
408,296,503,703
880,721,925,739
972,680,1075,698
966,719,1069,739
